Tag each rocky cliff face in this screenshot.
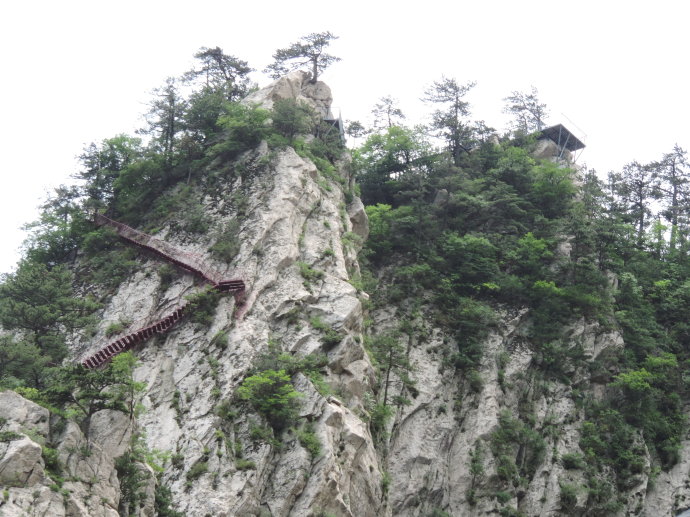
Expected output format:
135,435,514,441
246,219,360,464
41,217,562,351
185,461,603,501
3,73,690,517
127,142,381,516
93,74,382,516
0,390,146,517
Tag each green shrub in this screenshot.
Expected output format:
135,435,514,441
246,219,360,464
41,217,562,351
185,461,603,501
309,316,328,332
158,264,177,291
154,481,184,517
211,103,272,160
381,470,391,495
185,288,221,326
84,248,138,290
342,232,363,251
561,452,586,470
171,453,184,469
105,322,125,337
235,458,256,470
42,446,61,474
185,461,208,481
82,227,119,256
211,330,229,349
215,400,236,421
295,424,321,459
320,328,342,349
495,491,512,504
490,411,546,486
271,99,317,141
115,451,148,513
369,403,393,441
309,316,342,349
252,345,330,396
210,219,241,263
281,306,302,325
249,425,272,442
298,261,325,283
179,202,211,234
579,409,648,487
0,431,22,442
498,507,526,517
467,370,484,393
559,482,578,508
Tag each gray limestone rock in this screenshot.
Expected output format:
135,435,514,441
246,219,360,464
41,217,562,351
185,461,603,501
243,69,334,118
0,437,44,487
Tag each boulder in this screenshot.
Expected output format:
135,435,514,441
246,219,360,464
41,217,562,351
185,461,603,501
0,436,44,486
243,70,334,118
0,390,50,436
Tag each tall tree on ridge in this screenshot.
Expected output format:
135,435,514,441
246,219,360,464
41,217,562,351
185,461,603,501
372,95,406,130
141,77,187,168
265,31,341,83
657,145,690,251
184,46,253,101
423,76,476,166
503,86,549,133
614,161,661,248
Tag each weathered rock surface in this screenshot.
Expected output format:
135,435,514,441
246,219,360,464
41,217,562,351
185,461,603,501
243,69,334,118
0,391,152,517
127,140,380,515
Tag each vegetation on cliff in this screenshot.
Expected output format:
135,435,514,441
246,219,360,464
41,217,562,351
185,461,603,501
1,39,690,514
353,89,690,510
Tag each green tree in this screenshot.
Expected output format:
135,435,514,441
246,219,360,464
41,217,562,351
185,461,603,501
0,335,50,389
364,203,393,261
503,86,549,133
22,185,90,266
271,98,318,141
210,102,272,160
611,161,661,247
47,352,145,431
109,154,169,224
265,31,341,83
345,120,369,147
0,261,98,366
355,125,432,205
140,77,187,168
423,76,476,166
77,135,143,210
528,160,576,218
237,369,301,431
369,332,413,406
371,95,406,130
184,46,253,101
657,145,690,251
440,232,499,292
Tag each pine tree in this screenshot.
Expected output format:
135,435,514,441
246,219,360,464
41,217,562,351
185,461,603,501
265,32,340,83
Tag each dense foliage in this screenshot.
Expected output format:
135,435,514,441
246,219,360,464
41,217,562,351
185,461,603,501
353,88,690,502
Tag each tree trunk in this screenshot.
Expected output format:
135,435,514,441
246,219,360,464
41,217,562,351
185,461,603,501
311,58,318,83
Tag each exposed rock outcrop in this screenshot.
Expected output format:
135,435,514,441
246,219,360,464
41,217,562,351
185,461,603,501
243,70,334,118
0,391,153,517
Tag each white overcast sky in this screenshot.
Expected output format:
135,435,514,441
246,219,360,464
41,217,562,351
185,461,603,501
1,0,688,274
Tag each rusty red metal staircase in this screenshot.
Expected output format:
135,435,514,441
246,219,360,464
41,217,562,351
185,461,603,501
81,214,245,369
